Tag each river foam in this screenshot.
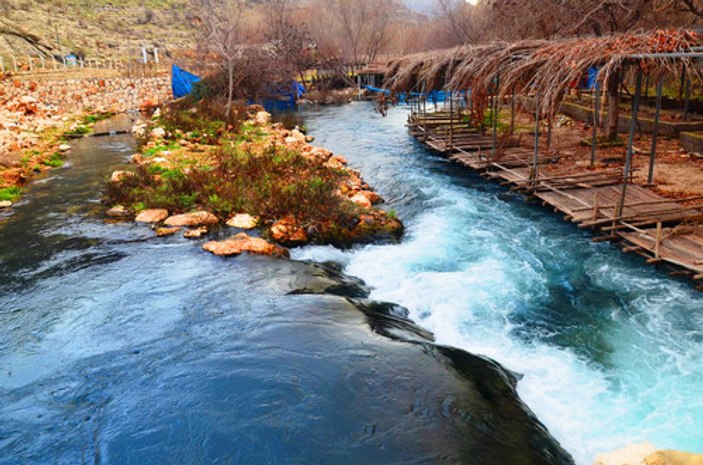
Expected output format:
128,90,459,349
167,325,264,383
294,102,703,464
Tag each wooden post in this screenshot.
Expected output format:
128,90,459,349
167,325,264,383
510,85,516,137
532,90,540,182
449,89,454,150
606,72,620,141
492,73,500,158
648,76,664,185
683,78,691,122
468,88,473,126
591,79,601,166
655,222,663,259
616,67,643,219
592,192,600,221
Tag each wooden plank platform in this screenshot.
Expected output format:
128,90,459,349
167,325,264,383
407,107,703,288
450,147,557,171
619,225,703,278
424,134,496,154
535,184,702,227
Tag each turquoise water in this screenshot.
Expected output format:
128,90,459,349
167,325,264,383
294,102,703,464
0,116,573,464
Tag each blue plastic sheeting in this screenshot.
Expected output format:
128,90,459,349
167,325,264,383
171,65,201,99
586,66,599,89
364,85,451,103
251,81,305,113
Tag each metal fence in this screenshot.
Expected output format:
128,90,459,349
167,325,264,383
0,52,170,78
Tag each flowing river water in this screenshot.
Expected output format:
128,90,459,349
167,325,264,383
0,105,701,465
293,103,703,464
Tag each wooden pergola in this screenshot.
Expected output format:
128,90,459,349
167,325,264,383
382,29,703,287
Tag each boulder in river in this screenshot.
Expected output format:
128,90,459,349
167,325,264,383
135,209,169,224
203,233,289,258
184,226,208,239
156,226,181,237
595,443,657,465
350,190,382,208
324,155,347,170
164,211,219,227
0,200,12,209
270,216,309,246
226,213,259,230
302,146,333,162
645,450,703,465
58,144,71,152
106,205,131,218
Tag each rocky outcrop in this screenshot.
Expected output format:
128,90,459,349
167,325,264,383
203,233,289,258
164,211,219,227
0,200,12,208
226,213,259,230
135,209,169,223
270,216,309,246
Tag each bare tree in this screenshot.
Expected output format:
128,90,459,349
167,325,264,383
437,0,479,43
191,0,246,116
477,0,682,40
264,0,316,90
309,0,392,67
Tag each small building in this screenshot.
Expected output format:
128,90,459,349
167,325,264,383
357,64,387,89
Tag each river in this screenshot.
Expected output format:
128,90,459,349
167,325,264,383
0,104,701,465
293,102,703,464
0,115,573,464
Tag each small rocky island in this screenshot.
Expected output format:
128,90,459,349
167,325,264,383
105,101,403,257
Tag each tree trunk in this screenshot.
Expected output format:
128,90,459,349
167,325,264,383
226,64,234,120
606,72,620,141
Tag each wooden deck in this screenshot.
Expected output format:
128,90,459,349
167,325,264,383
408,107,703,288
619,225,703,283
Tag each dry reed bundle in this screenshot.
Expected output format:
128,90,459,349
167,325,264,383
510,29,703,117
384,29,703,118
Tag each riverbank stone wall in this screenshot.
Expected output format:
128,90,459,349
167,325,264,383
0,76,171,113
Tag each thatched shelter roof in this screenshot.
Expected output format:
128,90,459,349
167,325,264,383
384,29,703,117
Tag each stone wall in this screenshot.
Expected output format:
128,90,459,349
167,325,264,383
0,76,172,113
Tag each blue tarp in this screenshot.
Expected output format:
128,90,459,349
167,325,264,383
252,81,306,113
363,85,450,104
171,65,201,99
586,66,599,89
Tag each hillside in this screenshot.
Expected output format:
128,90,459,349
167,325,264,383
0,0,195,64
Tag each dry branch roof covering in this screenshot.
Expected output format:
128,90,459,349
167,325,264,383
384,29,703,116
